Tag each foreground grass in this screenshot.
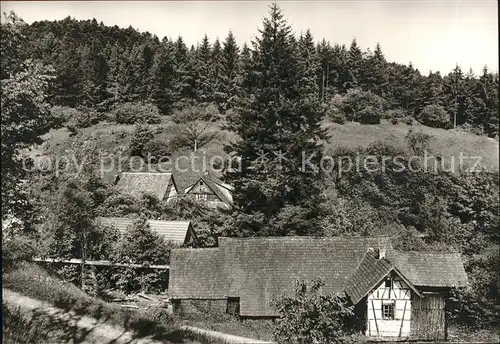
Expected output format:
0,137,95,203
2,303,106,344
2,262,204,343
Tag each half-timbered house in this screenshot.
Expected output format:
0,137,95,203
169,236,468,341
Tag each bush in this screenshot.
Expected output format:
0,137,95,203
74,106,100,128
142,137,171,163
2,235,38,269
324,98,346,124
340,89,384,122
405,129,433,155
416,104,451,129
448,250,500,329
358,106,381,124
387,109,407,125
130,124,154,158
111,217,179,293
112,102,162,125
273,278,354,344
51,106,100,128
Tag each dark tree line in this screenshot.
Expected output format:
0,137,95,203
23,14,498,136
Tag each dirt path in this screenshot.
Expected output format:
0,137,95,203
3,288,276,344
3,288,173,344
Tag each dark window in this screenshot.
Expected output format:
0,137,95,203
227,297,240,316
385,278,392,288
382,302,395,320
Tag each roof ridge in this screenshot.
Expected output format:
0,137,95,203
121,172,172,175
98,216,191,223
218,236,393,241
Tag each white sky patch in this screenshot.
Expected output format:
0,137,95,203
1,0,498,75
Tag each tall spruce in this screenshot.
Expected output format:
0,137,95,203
172,36,196,104
211,38,226,110
151,39,176,114
344,38,363,90
444,65,467,128
225,4,327,236
194,34,214,103
220,31,240,112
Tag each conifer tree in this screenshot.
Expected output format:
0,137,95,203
151,39,176,114
478,67,499,136
417,71,446,114
194,34,214,103
225,4,327,236
220,31,240,112
211,38,226,109
344,38,363,90
317,39,335,100
362,43,388,97
444,65,467,128
172,36,196,104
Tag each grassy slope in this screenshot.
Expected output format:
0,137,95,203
26,119,499,174
323,120,499,172
2,262,204,343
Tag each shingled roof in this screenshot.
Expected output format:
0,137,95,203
96,217,194,245
170,236,468,317
169,248,228,299
344,250,422,304
185,176,233,206
386,250,469,288
170,236,392,316
116,172,177,201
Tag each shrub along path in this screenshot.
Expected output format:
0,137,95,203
3,288,177,344
3,288,276,344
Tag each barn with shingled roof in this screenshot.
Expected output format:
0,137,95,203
96,217,196,246
115,172,178,202
169,236,468,341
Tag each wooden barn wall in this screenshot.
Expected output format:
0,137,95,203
410,293,447,341
366,275,412,338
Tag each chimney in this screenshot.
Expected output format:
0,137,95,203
378,247,386,259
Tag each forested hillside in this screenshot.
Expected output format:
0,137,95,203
22,12,499,136
2,4,498,333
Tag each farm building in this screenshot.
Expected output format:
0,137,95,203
169,236,468,341
115,172,178,202
182,173,233,209
96,217,196,246
168,152,234,209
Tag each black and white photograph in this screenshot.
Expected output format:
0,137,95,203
1,0,498,343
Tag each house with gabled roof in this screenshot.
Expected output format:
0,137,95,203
169,236,468,341
96,217,196,246
168,151,234,209
115,172,178,202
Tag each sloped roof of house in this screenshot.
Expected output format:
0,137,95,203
170,236,468,317
386,250,469,288
186,176,233,206
170,236,392,316
169,248,228,299
169,151,223,191
116,172,176,201
96,217,193,244
344,250,422,304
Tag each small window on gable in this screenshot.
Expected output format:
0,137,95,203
385,277,392,288
382,301,395,320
